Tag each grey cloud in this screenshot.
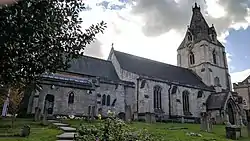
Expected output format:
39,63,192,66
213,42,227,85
84,40,104,58
131,0,250,37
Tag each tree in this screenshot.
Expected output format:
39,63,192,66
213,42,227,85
0,0,106,89
8,85,25,128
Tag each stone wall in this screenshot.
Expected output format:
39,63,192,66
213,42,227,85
234,83,250,110
177,40,231,91
29,81,132,118
31,84,95,116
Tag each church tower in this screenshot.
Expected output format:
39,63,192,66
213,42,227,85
177,3,232,92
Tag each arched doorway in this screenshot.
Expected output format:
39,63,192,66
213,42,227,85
226,99,236,125
45,94,55,115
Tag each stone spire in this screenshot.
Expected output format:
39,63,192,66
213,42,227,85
189,2,210,41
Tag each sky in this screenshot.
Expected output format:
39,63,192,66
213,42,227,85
80,0,250,84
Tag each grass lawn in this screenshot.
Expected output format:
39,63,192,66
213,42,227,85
0,118,62,141
64,119,249,141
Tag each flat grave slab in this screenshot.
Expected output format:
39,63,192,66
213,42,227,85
59,126,76,132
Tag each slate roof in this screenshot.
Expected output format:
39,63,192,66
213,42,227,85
242,75,250,83
113,50,212,90
177,3,224,50
65,56,120,81
206,92,229,110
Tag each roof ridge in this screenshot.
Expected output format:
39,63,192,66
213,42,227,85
77,55,112,63
114,50,189,71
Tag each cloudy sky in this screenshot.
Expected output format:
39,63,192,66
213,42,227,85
81,0,250,84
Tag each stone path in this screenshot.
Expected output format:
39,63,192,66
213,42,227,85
48,120,77,141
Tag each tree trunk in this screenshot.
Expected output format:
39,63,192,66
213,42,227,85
11,113,16,129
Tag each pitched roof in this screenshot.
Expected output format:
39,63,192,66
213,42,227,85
242,75,250,83
66,56,120,81
113,50,212,90
206,92,229,110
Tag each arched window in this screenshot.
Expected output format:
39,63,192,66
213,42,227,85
171,86,177,94
182,90,190,115
214,77,220,86
187,32,192,41
102,94,106,105
197,91,203,98
153,86,162,109
68,92,74,104
107,95,111,106
189,52,195,65
212,50,217,64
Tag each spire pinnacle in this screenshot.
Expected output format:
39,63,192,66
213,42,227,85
192,1,200,11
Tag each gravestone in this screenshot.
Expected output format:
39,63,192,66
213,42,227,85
20,125,30,137
200,112,208,131
207,111,213,132
145,112,156,123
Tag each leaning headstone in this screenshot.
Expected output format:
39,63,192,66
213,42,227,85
20,125,30,137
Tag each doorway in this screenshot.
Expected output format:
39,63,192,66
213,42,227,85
45,94,55,115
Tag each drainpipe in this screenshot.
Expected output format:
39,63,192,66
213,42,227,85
168,84,172,118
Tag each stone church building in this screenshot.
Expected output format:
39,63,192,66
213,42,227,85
27,3,243,125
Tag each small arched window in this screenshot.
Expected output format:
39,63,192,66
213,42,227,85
107,95,111,106
214,77,220,86
189,52,195,65
171,86,177,94
197,91,203,98
212,50,217,64
68,92,74,104
102,94,106,105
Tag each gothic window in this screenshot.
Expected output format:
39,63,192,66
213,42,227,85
153,86,162,109
212,50,217,64
197,91,203,98
189,52,195,65
214,77,220,86
107,95,111,106
171,86,177,94
187,32,192,41
102,94,106,105
68,92,74,104
182,90,190,115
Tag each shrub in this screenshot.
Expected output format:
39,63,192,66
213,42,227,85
75,117,156,141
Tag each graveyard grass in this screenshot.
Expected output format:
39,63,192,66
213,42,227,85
0,118,62,141
64,119,250,141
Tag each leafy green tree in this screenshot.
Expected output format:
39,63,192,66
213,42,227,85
0,0,106,89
